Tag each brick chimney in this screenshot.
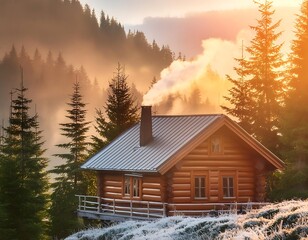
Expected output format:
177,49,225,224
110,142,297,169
140,106,153,146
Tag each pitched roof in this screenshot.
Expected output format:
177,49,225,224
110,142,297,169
82,114,284,174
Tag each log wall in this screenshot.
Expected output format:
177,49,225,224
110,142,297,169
102,173,123,199
99,173,166,202
167,128,259,205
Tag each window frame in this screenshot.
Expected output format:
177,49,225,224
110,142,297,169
210,135,223,155
222,176,234,198
132,177,141,198
124,176,131,197
219,171,237,200
123,175,142,199
192,171,209,201
194,176,207,199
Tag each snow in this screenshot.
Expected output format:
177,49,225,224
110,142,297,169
66,200,308,240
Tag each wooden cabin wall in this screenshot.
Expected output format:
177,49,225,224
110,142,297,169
142,176,166,202
101,173,123,199
98,172,166,202
167,128,262,204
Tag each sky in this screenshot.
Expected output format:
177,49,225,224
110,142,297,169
79,0,301,25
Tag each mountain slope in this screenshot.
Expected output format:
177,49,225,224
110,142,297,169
0,0,174,90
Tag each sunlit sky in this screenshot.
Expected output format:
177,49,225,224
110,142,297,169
79,0,301,25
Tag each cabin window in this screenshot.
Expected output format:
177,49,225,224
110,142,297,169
211,136,222,154
133,177,140,197
222,176,234,198
194,177,206,199
124,176,130,196
123,176,142,199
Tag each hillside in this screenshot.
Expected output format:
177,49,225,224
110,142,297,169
0,0,173,90
0,0,174,166
66,200,308,240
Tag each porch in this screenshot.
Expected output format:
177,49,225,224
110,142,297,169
76,195,268,221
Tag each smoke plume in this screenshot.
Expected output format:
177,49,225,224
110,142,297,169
143,32,251,113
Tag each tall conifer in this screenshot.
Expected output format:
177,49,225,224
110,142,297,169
91,63,138,153
0,73,49,239
247,0,285,153
224,0,284,153
50,81,90,239
222,43,253,133
276,0,308,199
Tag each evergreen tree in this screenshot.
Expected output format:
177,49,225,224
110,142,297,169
224,0,284,153
91,63,138,152
246,0,285,153
275,0,308,199
49,81,90,239
222,43,253,133
0,76,49,239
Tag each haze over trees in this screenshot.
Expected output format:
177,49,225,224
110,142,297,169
0,0,174,90
0,0,174,163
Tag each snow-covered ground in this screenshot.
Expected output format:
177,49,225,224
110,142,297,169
66,200,308,240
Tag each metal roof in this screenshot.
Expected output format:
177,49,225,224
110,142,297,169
82,114,223,172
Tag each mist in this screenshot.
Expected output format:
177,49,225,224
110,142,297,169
0,0,296,171
143,30,254,115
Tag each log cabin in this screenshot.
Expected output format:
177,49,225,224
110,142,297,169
77,106,284,221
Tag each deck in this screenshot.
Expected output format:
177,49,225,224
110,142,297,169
76,195,268,221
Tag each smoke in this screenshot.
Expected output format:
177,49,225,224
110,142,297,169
143,30,253,114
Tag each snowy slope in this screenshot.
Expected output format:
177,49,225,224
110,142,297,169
66,200,308,240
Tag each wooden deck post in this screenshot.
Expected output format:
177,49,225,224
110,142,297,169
78,195,81,210
130,201,133,217
163,203,167,217
97,196,101,213
83,196,86,210
97,172,104,213
113,199,115,214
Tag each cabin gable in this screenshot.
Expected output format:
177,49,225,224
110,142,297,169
166,127,270,204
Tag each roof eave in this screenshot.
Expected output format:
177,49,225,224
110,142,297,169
81,166,158,173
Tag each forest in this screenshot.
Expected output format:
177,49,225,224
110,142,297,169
0,0,308,239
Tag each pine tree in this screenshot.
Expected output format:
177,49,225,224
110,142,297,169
49,81,91,239
0,75,49,239
246,0,285,153
224,0,284,153
91,63,138,152
222,43,253,133
90,108,108,154
275,0,308,199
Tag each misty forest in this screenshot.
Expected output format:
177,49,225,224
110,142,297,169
0,0,308,239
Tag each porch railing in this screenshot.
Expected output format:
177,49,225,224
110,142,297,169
77,195,167,220
168,202,268,216
76,195,268,221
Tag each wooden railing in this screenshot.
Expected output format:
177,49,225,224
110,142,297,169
168,202,268,216
77,195,167,220
76,195,268,221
